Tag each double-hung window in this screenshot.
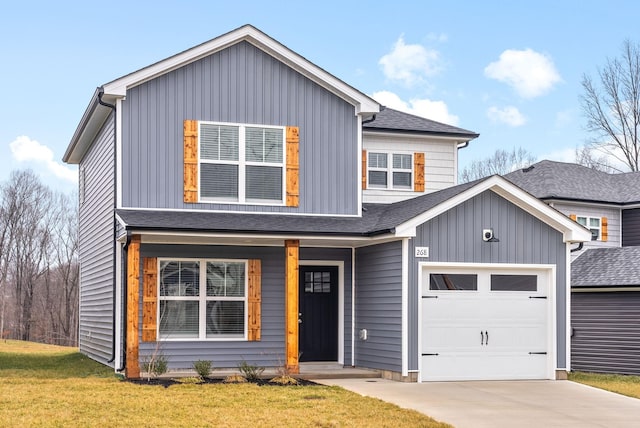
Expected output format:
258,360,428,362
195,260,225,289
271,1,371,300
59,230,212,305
158,259,247,340
199,121,285,204
576,216,601,241
368,152,413,190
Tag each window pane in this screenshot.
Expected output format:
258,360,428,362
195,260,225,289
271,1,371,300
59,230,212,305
246,127,283,163
160,261,199,296
207,301,244,336
246,165,282,200
590,229,599,240
369,170,387,186
577,217,587,226
589,218,600,227
491,275,537,291
393,154,411,169
429,274,477,290
200,124,238,161
159,300,199,338
207,262,246,297
200,163,238,199
369,152,387,168
393,171,412,189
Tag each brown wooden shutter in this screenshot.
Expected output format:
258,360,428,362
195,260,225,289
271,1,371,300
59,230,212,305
286,127,300,207
414,152,425,192
142,257,158,342
569,214,577,221
247,259,262,341
362,149,367,190
601,217,608,241
184,120,198,203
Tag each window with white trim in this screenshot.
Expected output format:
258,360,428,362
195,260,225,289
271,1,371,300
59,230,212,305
158,259,247,340
199,121,285,204
576,216,601,241
368,152,413,190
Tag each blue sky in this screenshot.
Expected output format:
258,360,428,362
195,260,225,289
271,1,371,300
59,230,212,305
1,0,638,193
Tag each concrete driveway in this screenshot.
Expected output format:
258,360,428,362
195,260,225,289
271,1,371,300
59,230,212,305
317,378,640,427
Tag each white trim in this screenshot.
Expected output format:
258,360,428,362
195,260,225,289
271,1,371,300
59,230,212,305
417,261,557,382
114,240,122,370
401,238,409,377
102,25,379,115
299,260,345,365
117,206,362,218
572,287,640,292
367,151,415,191
357,116,362,217
351,247,356,367
363,129,475,143
114,213,128,230
394,176,593,243
565,243,571,372
116,98,123,209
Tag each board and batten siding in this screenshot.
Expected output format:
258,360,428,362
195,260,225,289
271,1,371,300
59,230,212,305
138,245,353,369
121,41,359,216
78,112,115,365
622,208,640,246
572,291,640,375
362,132,457,203
408,190,567,370
354,241,403,372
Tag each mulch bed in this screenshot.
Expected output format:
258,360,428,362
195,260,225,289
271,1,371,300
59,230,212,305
125,377,319,388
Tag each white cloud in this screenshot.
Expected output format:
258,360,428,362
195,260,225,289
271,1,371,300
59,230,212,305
372,90,460,126
379,36,441,86
486,106,526,127
9,136,77,183
426,32,448,43
484,49,562,98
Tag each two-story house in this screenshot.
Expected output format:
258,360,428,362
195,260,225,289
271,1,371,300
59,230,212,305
505,160,640,375
63,25,589,382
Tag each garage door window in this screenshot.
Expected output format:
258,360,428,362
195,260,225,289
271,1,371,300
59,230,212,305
490,274,537,291
430,274,477,291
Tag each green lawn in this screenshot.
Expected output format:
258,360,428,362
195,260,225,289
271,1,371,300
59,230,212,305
0,340,450,427
569,371,640,399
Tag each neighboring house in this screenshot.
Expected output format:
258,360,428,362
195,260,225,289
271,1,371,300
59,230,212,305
505,160,640,375
63,25,589,382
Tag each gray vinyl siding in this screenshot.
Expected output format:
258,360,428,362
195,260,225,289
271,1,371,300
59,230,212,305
623,208,640,246
138,245,352,369
78,113,115,365
572,291,640,375
408,190,568,370
354,241,403,372
121,40,359,215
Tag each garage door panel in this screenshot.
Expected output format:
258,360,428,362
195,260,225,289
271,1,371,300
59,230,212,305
421,267,551,382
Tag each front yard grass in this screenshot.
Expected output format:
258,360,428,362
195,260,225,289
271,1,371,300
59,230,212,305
0,340,450,427
569,371,640,399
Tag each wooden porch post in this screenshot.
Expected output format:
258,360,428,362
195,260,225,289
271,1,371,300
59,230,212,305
285,239,300,374
126,235,141,378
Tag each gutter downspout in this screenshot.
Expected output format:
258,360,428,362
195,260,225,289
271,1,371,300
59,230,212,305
570,242,584,253
98,89,119,365
116,231,132,371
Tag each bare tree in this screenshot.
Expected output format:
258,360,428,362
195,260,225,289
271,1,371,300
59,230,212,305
574,145,621,173
581,39,640,172
459,147,537,183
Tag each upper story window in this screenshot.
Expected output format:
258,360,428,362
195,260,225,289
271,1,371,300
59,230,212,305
199,121,285,204
576,216,601,241
368,152,413,190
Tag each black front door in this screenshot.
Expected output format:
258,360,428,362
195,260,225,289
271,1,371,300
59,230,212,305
299,266,338,362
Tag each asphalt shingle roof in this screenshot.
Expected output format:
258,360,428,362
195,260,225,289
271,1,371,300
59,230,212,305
572,247,640,287
116,179,483,236
363,107,479,138
504,160,640,204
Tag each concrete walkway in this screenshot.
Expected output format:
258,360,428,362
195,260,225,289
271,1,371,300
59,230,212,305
316,378,640,427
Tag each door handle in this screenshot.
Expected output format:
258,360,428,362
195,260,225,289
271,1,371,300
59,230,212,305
485,331,489,345
480,331,485,345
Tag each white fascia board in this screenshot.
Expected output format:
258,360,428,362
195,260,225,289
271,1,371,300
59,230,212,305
394,175,593,243
363,130,474,143
102,25,379,115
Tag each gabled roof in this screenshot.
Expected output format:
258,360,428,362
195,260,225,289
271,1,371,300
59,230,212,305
504,160,640,205
64,24,380,164
572,247,640,287
116,175,591,244
363,107,479,140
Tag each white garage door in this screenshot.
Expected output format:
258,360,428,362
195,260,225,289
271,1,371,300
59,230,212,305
420,267,552,382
